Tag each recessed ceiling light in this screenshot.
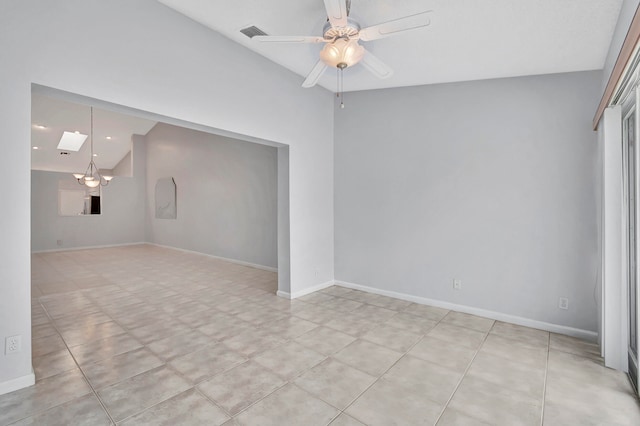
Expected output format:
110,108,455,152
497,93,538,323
57,131,88,151
106,136,112,140
93,154,98,157
32,146,39,150
33,124,46,129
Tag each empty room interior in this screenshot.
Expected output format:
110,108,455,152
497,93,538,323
2,0,640,425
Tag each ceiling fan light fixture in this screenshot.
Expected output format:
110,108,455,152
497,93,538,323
320,38,364,69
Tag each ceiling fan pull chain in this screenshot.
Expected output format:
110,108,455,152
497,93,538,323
339,66,345,109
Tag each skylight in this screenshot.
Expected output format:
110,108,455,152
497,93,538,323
57,131,88,151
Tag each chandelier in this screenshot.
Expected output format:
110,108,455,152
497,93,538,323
73,107,113,187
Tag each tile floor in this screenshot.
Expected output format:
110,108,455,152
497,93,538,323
1,244,639,425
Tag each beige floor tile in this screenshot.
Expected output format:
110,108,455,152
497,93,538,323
545,362,640,425
32,333,67,358
402,303,450,321
466,351,545,400
262,317,318,339
236,307,289,325
31,309,51,326
294,358,377,409
33,349,78,381
384,311,438,334
547,350,619,386
215,300,260,316
197,315,257,341
69,332,142,366
490,321,549,348
549,333,601,360
318,297,365,313
253,341,325,380
321,286,356,298
436,408,492,425
298,292,337,305
147,329,212,361
383,355,462,404
294,326,357,355
10,394,110,426
222,328,286,357
113,308,168,329
0,369,92,425
333,339,403,377
448,375,542,426
169,343,247,384
61,320,126,347
53,311,113,333
119,389,229,426
129,320,193,345
480,333,549,369
197,361,286,415
19,247,640,426
329,413,367,426
543,398,640,426
428,323,487,349
324,314,377,337
83,347,163,389
294,305,342,324
352,304,397,322
346,378,444,426
97,365,191,422
365,294,413,311
234,384,339,426
31,322,59,340
408,335,477,372
361,323,423,352
158,299,210,316
441,311,495,333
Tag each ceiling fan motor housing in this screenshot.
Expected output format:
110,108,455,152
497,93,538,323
323,18,361,41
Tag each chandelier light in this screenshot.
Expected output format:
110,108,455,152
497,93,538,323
73,107,113,187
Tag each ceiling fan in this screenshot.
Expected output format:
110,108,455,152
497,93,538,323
253,0,432,90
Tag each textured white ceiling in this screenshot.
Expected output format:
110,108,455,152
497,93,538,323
158,0,623,92
31,94,157,173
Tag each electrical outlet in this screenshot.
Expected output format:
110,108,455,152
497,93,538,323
559,298,569,310
56,239,63,246
453,279,462,290
5,335,21,354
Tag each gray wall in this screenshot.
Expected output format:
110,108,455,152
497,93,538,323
334,71,602,332
112,149,132,177
145,123,278,269
31,136,147,252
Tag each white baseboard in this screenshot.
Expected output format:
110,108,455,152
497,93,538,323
334,280,598,343
0,369,35,396
147,243,278,273
276,290,291,299
277,280,335,300
31,242,146,254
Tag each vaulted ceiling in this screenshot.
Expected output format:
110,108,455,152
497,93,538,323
31,94,156,173
157,0,623,92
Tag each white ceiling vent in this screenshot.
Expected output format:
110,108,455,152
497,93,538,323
240,26,267,38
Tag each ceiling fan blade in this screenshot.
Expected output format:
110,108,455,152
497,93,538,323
323,0,348,28
253,35,326,43
360,49,393,79
359,11,432,41
302,60,328,88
